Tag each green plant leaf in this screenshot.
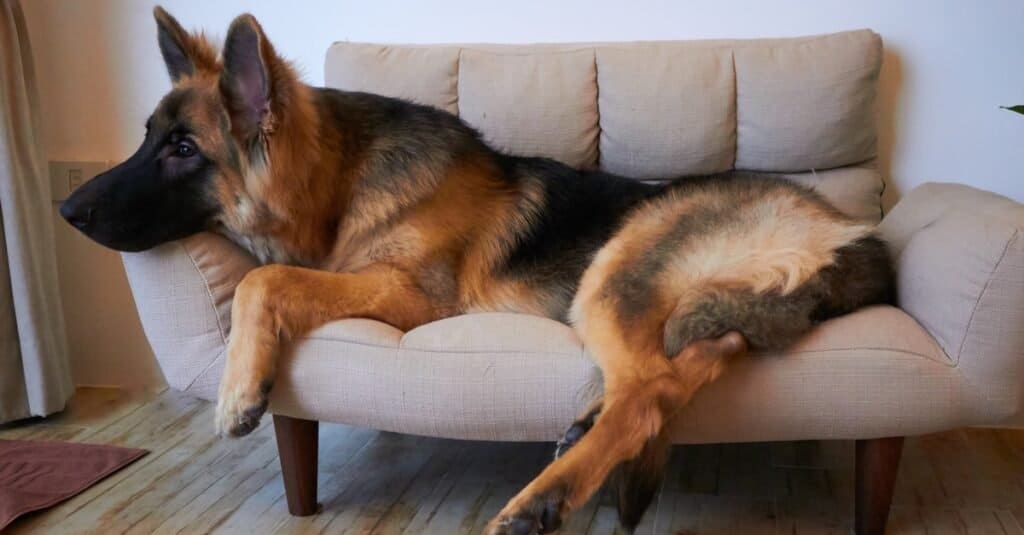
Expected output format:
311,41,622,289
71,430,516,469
1001,105,1024,115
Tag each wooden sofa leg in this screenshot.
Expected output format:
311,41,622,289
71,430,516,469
855,436,904,535
273,414,320,516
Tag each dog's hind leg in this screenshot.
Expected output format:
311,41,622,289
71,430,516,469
547,331,749,531
484,314,746,535
215,263,437,437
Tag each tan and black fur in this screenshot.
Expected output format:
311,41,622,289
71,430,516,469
60,9,895,534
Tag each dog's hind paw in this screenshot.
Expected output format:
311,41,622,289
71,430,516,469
553,401,602,459
215,380,271,437
553,423,587,460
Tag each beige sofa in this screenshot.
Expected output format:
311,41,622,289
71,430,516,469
121,30,1024,533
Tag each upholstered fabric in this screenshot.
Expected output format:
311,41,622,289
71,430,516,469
325,30,882,182
121,34,1024,442
121,233,255,393
325,31,885,222
782,163,884,223
733,30,882,171
595,44,736,177
324,44,460,114
458,48,600,168
879,182,1024,424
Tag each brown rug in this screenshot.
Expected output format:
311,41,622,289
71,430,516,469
0,439,148,529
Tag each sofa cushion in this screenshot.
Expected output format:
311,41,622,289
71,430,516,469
325,30,881,177
734,30,882,171
157,299,953,442
324,31,884,220
324,43,460,114
457,48,600,168
273,306,952,442
596,44,736,178
783,163,884,222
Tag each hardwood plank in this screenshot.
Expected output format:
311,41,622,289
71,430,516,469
888,506,927,535
649,490,700,535
664,443,721,495
425,441,549,535
324,434,450,535
887,506,1023,535
772,440,826,469
777,497,851,534
413,441,516,535
168,466,281,534
247,423,380,534
8,388,1024,535
1,423,90,441
146,427,283,534
216,423,376,534
892,435,947,507
648,493,776,534
586,504,628,535
372,439,473,535
917,506,969,534
695,494,776,533
123,425,278,534
959,507,1012,535
62,409,240,533
996,509,1024,535
268,432,435,534
7,391,210,534
715,442,787,499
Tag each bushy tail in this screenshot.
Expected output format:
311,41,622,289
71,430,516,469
663,234,895,355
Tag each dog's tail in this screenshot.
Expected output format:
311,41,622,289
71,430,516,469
663,234,895,355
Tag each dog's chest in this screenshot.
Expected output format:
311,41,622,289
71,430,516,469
216,195,304,265
217,226,295,265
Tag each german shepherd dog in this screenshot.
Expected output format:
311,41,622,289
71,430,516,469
61,8,895,534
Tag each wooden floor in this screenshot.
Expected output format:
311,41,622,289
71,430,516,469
2,388,1024,534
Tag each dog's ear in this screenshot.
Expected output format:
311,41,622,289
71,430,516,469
154,7,194,82
220,13,277,139
154,6,216,83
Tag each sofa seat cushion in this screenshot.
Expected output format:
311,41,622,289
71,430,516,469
175,304,956,442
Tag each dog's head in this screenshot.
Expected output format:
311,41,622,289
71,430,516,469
61,7,292,251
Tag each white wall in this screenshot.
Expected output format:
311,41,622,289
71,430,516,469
23,0,1024,389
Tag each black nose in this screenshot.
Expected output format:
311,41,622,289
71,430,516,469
60,200,93,231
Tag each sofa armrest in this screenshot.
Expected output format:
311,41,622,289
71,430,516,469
878,182,1024,423
121,232,258,399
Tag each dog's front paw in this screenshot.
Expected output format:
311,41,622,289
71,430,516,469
485,486,566,535
215,379,271,437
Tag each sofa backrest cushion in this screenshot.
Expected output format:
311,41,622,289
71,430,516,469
325,30,884,221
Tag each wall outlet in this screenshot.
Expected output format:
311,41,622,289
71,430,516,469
50,161,111,201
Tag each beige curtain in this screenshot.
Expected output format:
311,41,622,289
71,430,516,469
0,0,72,423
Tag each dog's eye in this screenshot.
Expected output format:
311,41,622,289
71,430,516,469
175,141,197,158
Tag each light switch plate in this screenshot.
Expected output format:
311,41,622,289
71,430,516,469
50,161,111,201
